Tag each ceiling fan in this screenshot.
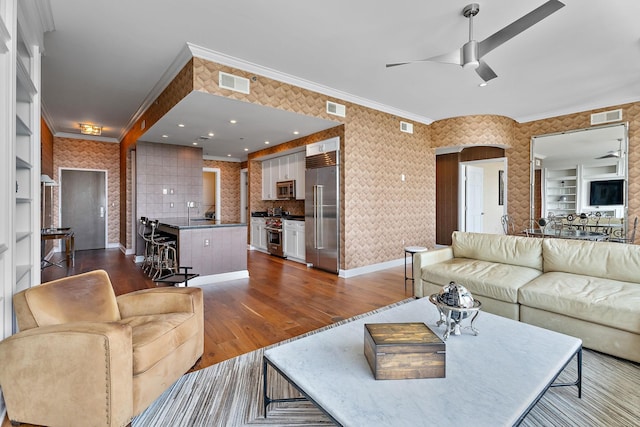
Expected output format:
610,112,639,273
386,1,565,83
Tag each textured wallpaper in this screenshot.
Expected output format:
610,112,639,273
53,137,121,245
203,159,242,222
116,55,640,269
191,57,435,270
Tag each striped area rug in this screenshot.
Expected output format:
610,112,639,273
133,300,640,427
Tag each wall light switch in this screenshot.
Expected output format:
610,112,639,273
204,239,210,247
401,174,406,182
170,202,174,208
163,188,168,195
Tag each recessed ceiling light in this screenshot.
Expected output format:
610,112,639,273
479,82,488,87
178,123,185,127
244,148,249,151
227,154,232,157
208,132,214,137
264,141,270,145
162,134,168,138
229,120,237,124
293,131,299,135
192,142,198,145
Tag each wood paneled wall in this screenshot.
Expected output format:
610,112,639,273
436,147,506,245
436,153,459,246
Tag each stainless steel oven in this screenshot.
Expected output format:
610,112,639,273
265,217,285,257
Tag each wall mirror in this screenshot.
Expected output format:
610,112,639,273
530,122,628,224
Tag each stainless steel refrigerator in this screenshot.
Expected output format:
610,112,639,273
305,150,339,273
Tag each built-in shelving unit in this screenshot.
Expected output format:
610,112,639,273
1,0,49,343
543,160,625,218
543,167,577,216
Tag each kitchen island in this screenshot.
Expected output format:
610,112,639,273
158,218,248,285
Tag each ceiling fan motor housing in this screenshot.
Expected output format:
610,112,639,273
462,40,479,69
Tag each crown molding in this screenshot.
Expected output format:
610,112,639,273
515,95,640,124
55,132,119,144
203,155,243,163
41,101,57,134
17,0,54,51
187,43,434,126
118,44,194,142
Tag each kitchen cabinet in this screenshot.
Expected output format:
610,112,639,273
283,220,305,262
261,159,275,200
251,218,267,250
293,151,305,200
277,156,291,181
261,150,306,200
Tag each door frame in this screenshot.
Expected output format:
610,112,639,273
203,167,221,220
240,168,248,224
459,157,508,232
58,167,109,251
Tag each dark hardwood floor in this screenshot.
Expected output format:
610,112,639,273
40,248,410,369
3,249,409,426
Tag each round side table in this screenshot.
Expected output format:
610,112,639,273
404,246,427,294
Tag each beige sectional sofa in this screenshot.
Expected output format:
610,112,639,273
414,231,640,363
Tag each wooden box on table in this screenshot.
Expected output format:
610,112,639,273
364,322,445,380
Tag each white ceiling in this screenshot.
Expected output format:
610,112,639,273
41,1,640,160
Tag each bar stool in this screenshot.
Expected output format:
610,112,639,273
147,220,177,279
404,246,427,294
138,217,154,273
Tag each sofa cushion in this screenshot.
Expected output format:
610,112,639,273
421,258,543,303
119,312,198,375
542,238,640,283
518,272,640,334
452,231,543,271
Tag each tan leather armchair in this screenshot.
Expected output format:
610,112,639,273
0,270,204,427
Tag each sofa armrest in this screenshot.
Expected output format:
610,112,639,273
0,322,133,427
413,247,454,298
117,287,203,318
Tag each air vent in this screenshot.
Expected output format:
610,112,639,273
400,121,414,134
326,101,346,117
591,109,622,126
219,71,250,94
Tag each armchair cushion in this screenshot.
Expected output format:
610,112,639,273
120,312,198,375
14,270,121,330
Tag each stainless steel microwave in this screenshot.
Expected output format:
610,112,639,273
276,180,295,199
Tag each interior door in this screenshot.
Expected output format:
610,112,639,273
61,169,106,250
465,165,484,232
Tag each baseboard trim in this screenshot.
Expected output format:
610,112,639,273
339,257,405,278
178,271,250,287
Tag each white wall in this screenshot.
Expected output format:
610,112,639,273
480,162,505,234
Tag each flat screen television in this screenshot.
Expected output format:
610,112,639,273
589,179,624,206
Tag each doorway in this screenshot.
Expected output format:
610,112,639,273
459,159,507,234
60,169,107,250
203,168,221,220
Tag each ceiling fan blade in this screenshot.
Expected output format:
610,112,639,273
386,62,411,68
475,60,497,82
386,49,461,68
477,0,565,58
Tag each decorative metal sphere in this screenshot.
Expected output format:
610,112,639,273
438,281,475,309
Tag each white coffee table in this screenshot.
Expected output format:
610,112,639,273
263,297,581,426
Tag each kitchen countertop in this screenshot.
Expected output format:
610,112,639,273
158,217,248,229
